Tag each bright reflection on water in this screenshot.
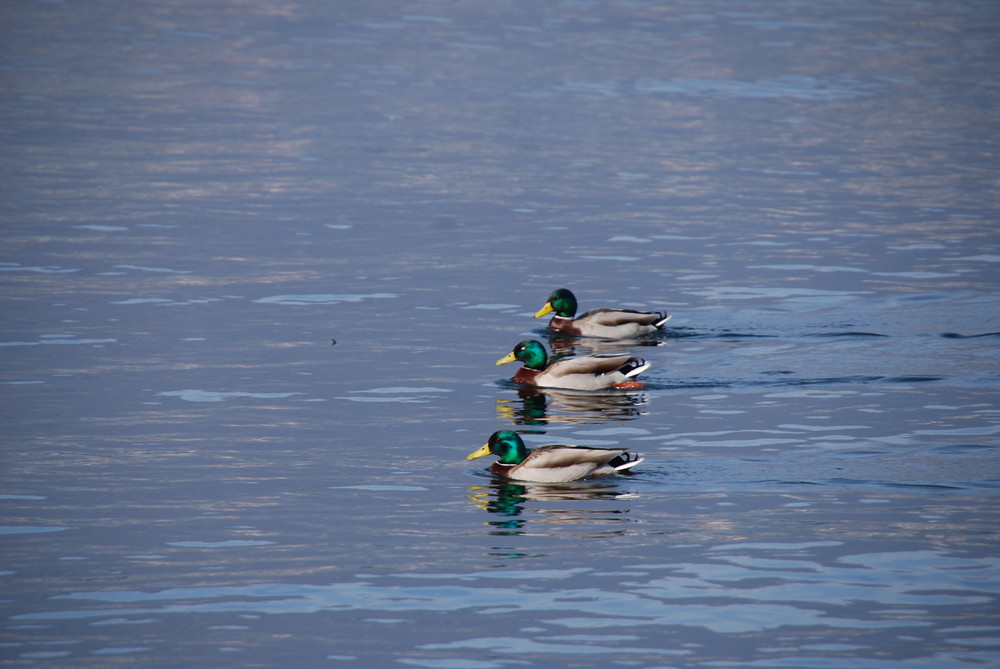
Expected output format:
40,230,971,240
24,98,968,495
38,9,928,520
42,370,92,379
2,0,1000,667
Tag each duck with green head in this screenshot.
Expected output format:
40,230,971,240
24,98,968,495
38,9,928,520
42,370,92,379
535,287,671,338
496,339,649,390
466,430,643,482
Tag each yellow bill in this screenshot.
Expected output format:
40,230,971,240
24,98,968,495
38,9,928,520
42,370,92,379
534,302,555,318
466,443,491,460
495,352,517,366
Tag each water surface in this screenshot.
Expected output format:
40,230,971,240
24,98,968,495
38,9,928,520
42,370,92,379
2,0,999,667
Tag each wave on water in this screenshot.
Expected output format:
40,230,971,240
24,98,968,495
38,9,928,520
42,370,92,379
939,332,1000,339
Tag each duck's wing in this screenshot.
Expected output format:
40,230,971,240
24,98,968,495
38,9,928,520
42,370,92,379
503,445,643,482
522,445,629,468
578,308,670,327
545,353,633,377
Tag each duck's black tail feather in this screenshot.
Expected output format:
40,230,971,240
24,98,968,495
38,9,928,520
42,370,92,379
619,358,650,378
609,452,644,471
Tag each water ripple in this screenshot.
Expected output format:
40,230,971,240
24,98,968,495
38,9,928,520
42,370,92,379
16,549,997,645
157,390,304,403
253,293,397,305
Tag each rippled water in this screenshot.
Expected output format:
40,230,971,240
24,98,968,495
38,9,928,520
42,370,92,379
3,0,999,667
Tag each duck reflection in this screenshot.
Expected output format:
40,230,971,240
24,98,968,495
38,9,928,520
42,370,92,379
468,479,634,536
546,334,669,357
497,386,647,425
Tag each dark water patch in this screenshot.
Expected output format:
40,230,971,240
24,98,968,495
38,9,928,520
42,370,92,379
940,332,1000,339
634,74,873,101
642,374,890,392
879,481,970,492
652,328,787,342
818,449,890,460
898,293,964,303
623,468,675,485
737,375,923,389
752,375,888,388
881,375,944,384
708,331,780,340
639,327,762,342
752,479,824,487
804,331,889,338
929,443,997,455
819,477,970,492
656,327,705,340
606,328,778,342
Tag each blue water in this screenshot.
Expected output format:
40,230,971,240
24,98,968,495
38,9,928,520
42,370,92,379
3,0,1000,667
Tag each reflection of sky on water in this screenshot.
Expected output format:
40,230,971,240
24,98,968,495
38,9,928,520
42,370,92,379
20,549,996,630
14,545,998,665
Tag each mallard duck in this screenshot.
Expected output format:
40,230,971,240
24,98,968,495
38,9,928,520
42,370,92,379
496,339,649,390
466,430,643,482
535,288,671,338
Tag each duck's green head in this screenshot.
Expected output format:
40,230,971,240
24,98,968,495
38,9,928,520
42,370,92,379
466,430,529,465
534,288,578,319
496,340,548,370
